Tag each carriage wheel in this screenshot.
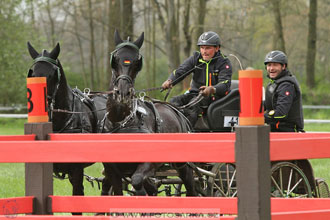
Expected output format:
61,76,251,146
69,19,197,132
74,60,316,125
271,162,312,198
207,163,237,197
315,178,330,198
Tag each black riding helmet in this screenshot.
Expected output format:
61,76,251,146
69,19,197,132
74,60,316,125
197,31,221,47
264,50,288,66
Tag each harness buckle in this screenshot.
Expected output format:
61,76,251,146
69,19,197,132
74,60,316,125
139,91,146,101
83,88,91,96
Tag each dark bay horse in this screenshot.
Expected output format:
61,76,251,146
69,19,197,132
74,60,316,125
101,30,196,196
27,42,107,200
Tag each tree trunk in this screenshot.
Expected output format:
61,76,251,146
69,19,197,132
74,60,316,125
121,0,133,39
144,0,151,88
73,2,88,88
194,0,207,51
46,0,56,47
166,0,180,72
152,0,181,90
306,0,317,89
107,0,120,89
87,0,96,90
152,1,156,87
271,0,286,52
29,0,36,30
182,0,192,90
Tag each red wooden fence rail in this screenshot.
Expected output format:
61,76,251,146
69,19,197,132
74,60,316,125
1,132,330,219
1,133,330,163
0,196,34,215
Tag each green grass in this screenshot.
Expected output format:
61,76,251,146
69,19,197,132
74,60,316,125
0,118,330,200
0,118,26,135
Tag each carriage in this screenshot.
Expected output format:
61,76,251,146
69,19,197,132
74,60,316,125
149,79,330,199
27,32,329,201
93,77,330,199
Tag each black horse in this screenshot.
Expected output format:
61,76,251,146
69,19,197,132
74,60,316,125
101,30,196,196
27,42,107,200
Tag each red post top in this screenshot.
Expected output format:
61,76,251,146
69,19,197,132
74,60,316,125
239,70,264,126
26,77,48,123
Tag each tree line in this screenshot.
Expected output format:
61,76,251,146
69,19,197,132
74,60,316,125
0,0,329,106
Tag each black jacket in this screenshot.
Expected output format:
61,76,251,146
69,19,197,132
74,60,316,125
168,51,232,97
264,70,304,132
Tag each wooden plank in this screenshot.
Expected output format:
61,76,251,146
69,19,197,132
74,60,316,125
49,196,330,214
24,122,53,215
0,196,34,215
271,198,330,212
1,133,330,163
0,216,236,220
49,132,236,141
270,132,330,139
0,139,235,163
272,209,330,220
235,126,270,220
270,137,330,161
1,136,330,163
49,196,237,214
0,134,35,141
49,132,330,141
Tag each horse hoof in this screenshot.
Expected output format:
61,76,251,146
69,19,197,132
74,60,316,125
131,173,143,190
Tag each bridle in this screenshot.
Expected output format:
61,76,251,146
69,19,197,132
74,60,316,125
110,41,142,89
106,42,145,130
27,54,61,121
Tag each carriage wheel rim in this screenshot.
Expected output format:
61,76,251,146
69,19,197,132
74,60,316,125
271,162,312,198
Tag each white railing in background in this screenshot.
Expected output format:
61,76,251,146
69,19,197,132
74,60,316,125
1,105,329,123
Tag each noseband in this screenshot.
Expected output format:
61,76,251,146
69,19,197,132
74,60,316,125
114,74,134,86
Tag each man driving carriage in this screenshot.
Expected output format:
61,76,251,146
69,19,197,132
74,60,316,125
162,31,233,127
264,50,304,132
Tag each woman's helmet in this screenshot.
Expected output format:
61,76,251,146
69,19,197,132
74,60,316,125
197,31,221,46
264,50,288,66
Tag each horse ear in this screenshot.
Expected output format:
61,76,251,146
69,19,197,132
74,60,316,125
134,32,144,49
49,43,60,60
27,42,39,59
114,29,123,46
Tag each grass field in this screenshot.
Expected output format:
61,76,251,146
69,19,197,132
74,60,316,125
0,118,330,199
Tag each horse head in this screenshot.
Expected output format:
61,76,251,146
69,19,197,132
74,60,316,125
27,42,69,121
109,30,144,102
106,30,144,123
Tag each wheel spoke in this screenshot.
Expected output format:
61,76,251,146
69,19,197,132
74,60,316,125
213,182,226,197
271,176,285,197
279,167,283,193
226,165,231,196
287,178,303,195
229,169,236,189
286,168,293,197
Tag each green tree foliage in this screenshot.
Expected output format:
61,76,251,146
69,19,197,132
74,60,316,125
1,0,330,106
0,0,33,105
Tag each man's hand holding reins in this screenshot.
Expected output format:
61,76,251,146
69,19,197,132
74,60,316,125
162,79,173,90
199,86,216,97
